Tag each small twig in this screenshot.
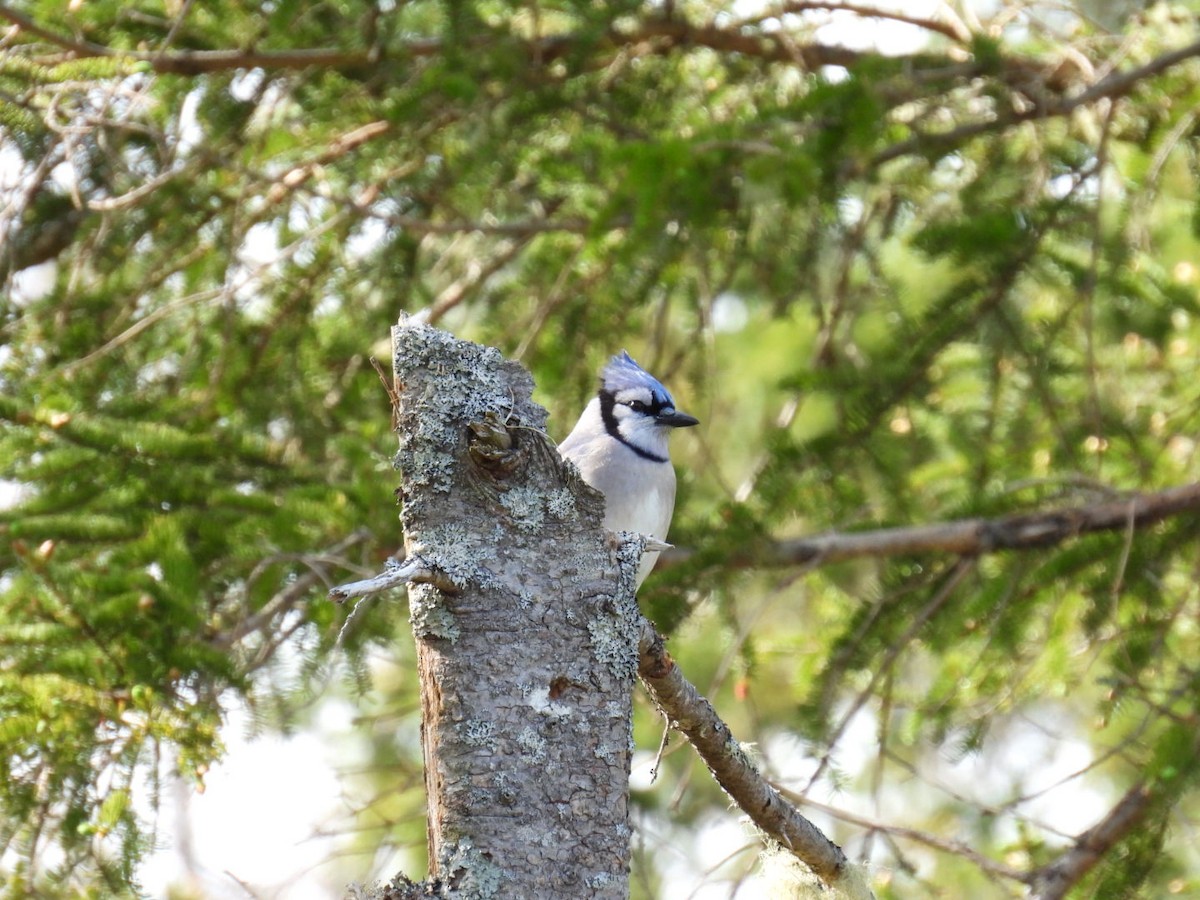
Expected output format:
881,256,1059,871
380,212,613,237
370,356,401,429
425,239,529,325
222,868,260,897
648,711,672,784
210,530,372,650
336,593,376,646
761,1,971,45
0,3,115,57
86,162,195,211
327,556,432,602
872,37,1200,167
1109,498,1137,600
803,558,976,792
58,210,355,376
262,121,392,205
787,792,1027,884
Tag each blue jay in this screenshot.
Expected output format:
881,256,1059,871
559,351,698,586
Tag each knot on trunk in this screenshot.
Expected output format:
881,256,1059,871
467,411,526,477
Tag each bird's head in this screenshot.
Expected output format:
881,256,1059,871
598,351,698,460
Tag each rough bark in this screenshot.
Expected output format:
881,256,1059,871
385,318,641,898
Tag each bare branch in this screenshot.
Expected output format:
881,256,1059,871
660,482,1200,571
327,556,447,602
637,619,875,898
381,213,612,237
425,238,530,326
0,3,117,58
789,793,1027,884
1025,783,1157,900
0,4,861,75
873,38,1200,166
762,2,971,45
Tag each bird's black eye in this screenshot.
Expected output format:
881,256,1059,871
625,400,649,414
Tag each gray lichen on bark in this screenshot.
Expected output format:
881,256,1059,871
388,318,641,898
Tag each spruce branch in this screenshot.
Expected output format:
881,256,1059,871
749,1,971,44
660,482,1200,570
872,37,1200,166
7,0,1199,133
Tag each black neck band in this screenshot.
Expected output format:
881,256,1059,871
598,390,669,463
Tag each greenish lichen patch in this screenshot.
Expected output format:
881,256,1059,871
408,583,460,641
586,871,620,890
587,614,637,682
545,487,576,518
492,772,517,806
613,531,648,602
438,836,505,900
586,534,640,682
728,737,761,772
412,524,487,589
462,719,497,747
499,486,545,531
515,726,547,762
604,700,626,720
404,448,456,492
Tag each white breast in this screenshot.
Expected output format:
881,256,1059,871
560,432,677,586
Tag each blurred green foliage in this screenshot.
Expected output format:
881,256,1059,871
2,0,1200,897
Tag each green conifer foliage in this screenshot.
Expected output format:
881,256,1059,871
2,1,1200,896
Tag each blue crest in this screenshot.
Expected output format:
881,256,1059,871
601,351,673,406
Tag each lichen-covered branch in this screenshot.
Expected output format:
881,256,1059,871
636,620,876,899
328,556,440,602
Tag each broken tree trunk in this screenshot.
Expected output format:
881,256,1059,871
387,318,641,898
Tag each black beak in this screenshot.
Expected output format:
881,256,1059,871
656,409,700,428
